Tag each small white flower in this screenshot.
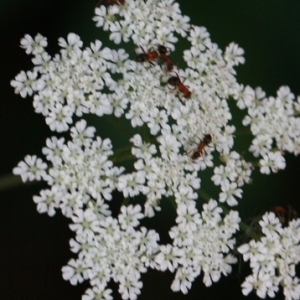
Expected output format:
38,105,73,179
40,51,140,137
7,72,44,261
125,102,146,128
224,42,245,66
188,25,211,50
249,134,273,157
172,14,190,38
33,88,60,116
156,26,178,50
33,188,60,216
201,199,222,224
60,191,85,218
146,108,168,135
11,70,38,98
31,50,51,68
259,151,286,174
155,244,183,272
20,33,47,55
69,208,100,237
118,272,143,300
70,119,96,146
13,155,48,182
241,273,271,298
83,39,112,62
58,32,83,49
109,22,123,44
82,286,113,300
283,276,300,300
117,172,145,198
219,182,242,206
108,48,129,73
171,267,197,294
130,134,157,159
45,103,73,132
118,204,144,230
42,136,65,165
183,46,202,69
93,6,119,31
62,258,88,285
175,201,201,231
157,133,181,161
259,212,283,237
211,165,230,186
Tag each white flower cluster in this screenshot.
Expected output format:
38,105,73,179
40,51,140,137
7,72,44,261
11,0,250,213
11,33,114,132
236,85,300,172
154,200,240,294
93,0,190,46
238,212,300,300
13,120,123,217
64,205,160,300
13,120,159,299
11,0,300,299
211,151,253,206
120,133,201,217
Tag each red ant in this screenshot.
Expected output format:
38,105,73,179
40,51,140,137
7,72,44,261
157,45,174,72
272,205,298,226
96,0,125,6
167,72,191,98
136,46,159,66
190,134,212,160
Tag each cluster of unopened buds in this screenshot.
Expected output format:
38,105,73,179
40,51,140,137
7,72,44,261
10,0,300,299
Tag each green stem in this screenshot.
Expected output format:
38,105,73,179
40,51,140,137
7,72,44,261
104,115,132,138
111,145,135,163
0,173,35,192
249,160,260,168
234,128,252,136
197,188,211,202
239,221,261,241
168,196,177,210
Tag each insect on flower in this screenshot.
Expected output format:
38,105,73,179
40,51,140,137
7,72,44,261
272,206,287,224
157,45,174,72
191,134,212,160
272,205,298,226
136,46,159,66
96,0,125,7
167,72,191,98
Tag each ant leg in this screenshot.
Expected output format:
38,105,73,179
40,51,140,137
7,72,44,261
168,85,177,91
185,149,193,156
139,45,146,54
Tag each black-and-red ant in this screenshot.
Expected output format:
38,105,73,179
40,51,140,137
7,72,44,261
168,72,191,98
157,45,174,72
136,46,159,66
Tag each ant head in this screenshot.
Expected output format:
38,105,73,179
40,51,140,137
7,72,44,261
167,75,181,86
136,53,148,62
166,65,174,72
203,134,212,145
192,134,212,146
157,45,170,54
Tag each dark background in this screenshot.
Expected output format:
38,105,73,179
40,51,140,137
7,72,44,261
1,0,300,299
